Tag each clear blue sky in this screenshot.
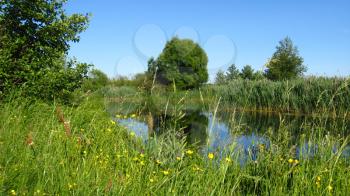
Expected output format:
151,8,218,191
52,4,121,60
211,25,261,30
66,0,350,80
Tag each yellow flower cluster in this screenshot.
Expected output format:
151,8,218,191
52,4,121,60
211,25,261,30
288,158,299,165
161,170,170,175
315,176,321,188
115,113,137,119
10,190,16,196
186,150,194,155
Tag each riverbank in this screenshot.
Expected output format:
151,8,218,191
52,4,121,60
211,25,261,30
1,92,350,195
104,76,350,119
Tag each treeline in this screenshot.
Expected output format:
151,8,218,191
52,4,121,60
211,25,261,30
215,64,265,84
215,37,307,84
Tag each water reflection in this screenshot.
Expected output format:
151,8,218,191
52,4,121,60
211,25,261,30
114,108,350,161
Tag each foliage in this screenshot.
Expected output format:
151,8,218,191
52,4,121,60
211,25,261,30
150,37,209,89
215,70,227,85
1,95,350,195
208,77,350,114
240,65,254,80
226,64,240,80
82,69,109,91
215,64,264,84
265,37,307,81
0,0,90,101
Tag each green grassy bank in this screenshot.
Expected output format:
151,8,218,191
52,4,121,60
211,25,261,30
1,93,350,195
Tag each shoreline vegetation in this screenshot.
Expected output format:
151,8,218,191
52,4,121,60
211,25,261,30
1,0,350,194
105,76,350,119
1,92,350,195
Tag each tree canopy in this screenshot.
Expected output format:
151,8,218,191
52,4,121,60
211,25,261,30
149,37,209,89
240,65,254,80
265,37,306,80
226,64,240,81
0,0,90,101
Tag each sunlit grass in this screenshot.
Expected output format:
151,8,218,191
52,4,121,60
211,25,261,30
1,93,350,195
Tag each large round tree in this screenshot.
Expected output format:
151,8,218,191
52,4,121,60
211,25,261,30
151,37,208,89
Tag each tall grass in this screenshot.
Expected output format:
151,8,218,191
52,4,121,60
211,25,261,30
1,92,350,195
205,77,350,115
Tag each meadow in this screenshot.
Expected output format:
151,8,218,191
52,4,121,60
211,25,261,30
1,84,350,195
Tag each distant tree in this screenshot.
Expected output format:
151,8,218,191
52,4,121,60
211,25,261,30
240,65,254,80
0,0,90,101
265,37,306,80
253,71,266,80
226,64,240,81
215,70,227,84
151,37,208,89
82,69,109,91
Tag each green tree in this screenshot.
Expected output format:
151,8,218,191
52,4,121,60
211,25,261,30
0,0,90,101
265,37,306,80
226,64,240,81
215,70,227,84
152,37,208,89
82,69,109,91
253,71,266,80
240,65,254,80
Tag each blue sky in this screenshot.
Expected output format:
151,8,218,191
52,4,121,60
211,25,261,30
66,0,350,80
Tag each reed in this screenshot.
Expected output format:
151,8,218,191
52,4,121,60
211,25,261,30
1,92,349,195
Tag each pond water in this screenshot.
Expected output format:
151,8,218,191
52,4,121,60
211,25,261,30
110,107,350,162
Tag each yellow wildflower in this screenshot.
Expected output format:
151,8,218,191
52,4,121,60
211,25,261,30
162,170,170,175
288,158,294,164
327,185,333,192
156,160,162,165
316,176,321,182
176,156,182,161
225,157,232,163
116,114,122,118
130,132,135,137
294,159,299,164
110,120,116,125
149,178,154,183
140,161,145,166
208,153,214,160
131,114,137,118
10,190,16,196
186,150,194,155
36,189,41,194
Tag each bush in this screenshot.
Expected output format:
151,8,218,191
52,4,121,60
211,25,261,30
0,0,90,102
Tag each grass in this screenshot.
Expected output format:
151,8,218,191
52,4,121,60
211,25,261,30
206,77,350,116
1,90,350,195
105,77,350,118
